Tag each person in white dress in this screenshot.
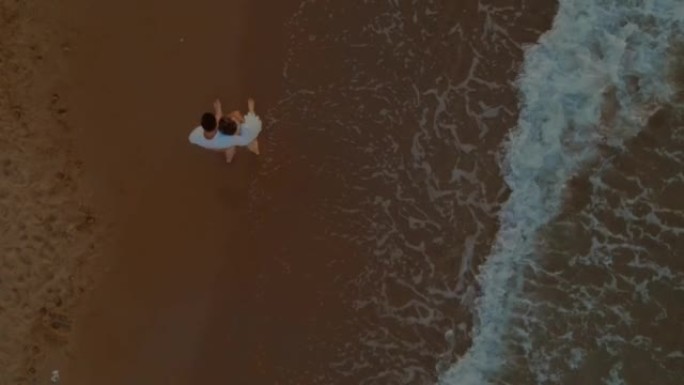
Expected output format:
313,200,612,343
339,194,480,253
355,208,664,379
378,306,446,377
188,98,261,163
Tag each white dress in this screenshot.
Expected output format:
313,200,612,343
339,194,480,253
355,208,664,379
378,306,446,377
188,112,262,150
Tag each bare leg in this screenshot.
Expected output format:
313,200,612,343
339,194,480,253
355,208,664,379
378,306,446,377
246,98,259,155
247,140,260,155
224,147,236,163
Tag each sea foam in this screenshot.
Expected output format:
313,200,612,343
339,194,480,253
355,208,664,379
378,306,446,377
438,1,684,383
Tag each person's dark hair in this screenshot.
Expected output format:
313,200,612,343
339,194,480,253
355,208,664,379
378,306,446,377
218,118,238,135
201,113,217,132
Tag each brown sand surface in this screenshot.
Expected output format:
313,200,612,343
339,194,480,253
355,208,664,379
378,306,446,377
59,0,305,384
2,0,304,383
1,0,108,383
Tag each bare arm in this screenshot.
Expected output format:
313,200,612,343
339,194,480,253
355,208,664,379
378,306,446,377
213,99,223,121
228,110,245,124
247,98,255,114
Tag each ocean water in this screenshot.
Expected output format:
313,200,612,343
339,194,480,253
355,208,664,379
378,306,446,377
248,0,684,384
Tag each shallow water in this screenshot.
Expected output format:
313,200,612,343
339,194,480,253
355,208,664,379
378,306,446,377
246,0,684,384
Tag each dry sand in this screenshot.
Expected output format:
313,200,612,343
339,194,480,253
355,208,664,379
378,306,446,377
1,0,300,383
1,0,107,383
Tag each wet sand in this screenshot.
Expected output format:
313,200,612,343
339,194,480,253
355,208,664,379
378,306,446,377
0,0,365,381
60,0,306,384
0,0,304,383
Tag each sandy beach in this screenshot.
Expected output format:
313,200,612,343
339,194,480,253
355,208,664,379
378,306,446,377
1,0,300,383
1,0,107,383
9,0,678,384
64,0,306,383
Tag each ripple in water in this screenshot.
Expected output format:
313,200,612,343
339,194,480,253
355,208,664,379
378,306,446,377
248,0,684,384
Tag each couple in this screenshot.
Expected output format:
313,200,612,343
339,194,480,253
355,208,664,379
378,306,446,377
188,98,262,163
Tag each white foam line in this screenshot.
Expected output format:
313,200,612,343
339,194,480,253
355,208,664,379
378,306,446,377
438,1,684,383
